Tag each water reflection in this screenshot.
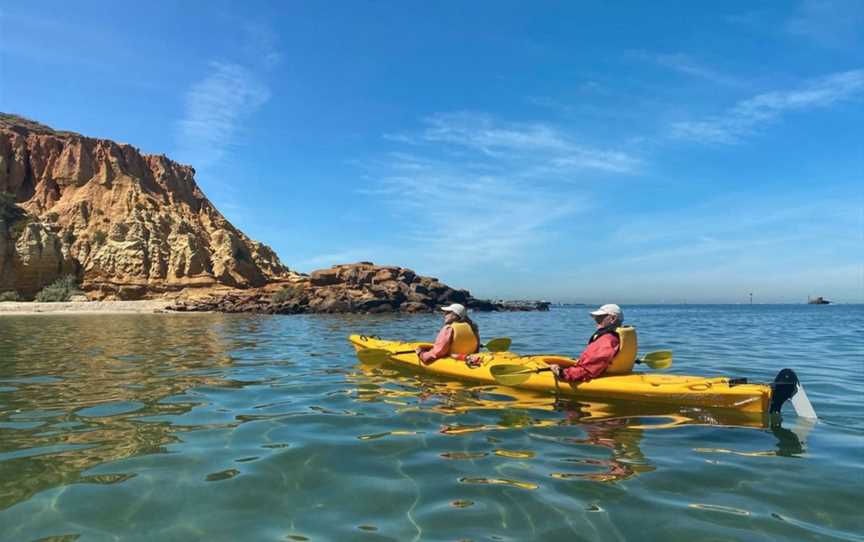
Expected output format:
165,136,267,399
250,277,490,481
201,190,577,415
0,315,254,510
694,419,811,459
346,362,805,486
0,309,849,542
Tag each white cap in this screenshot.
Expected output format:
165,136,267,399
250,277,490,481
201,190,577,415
440,303,467,319
590,303,622,319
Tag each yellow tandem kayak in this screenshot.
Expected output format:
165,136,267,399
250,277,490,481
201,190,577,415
348,334,811,419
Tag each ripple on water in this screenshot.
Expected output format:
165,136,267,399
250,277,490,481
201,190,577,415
204,468,240,482
458,477,539,490
357,430,422,440
0,308,861,542
440,451,489,460
75,401,146,417
77,473,138,485
493,449,535,459
688,503,752,516
0,420,45,429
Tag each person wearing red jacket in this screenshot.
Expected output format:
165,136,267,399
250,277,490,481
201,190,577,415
549,304,623,383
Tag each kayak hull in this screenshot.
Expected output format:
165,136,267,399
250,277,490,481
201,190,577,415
349,335,773,415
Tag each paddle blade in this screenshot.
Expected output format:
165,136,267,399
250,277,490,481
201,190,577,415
484,337,512,352
490,364,535,386
641,350,672,369
356,348,391,366
791,383,818,420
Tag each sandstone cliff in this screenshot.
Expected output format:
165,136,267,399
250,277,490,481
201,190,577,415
0,114,289,299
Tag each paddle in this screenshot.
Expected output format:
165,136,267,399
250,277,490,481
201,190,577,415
490,350,674,387
356,337,512,367
638,350,673,369
484,337,512,352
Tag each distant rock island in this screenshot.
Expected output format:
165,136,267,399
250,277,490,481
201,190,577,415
170,262,550,314
0,114,546,313
808,296,830,305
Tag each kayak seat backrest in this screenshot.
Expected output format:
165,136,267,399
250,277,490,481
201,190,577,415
606,326,638,375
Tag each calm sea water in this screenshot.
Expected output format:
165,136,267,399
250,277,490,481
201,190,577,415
1,305,862,541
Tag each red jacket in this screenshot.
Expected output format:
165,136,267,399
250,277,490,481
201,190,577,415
561,333,620,383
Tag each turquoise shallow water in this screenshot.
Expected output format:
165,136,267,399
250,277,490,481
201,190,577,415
0,305,862,541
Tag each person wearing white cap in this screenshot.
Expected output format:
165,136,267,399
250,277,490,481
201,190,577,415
415,303,481,365
549,304,624,383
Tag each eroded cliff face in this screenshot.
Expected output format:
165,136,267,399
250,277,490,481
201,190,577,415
0,114,289,299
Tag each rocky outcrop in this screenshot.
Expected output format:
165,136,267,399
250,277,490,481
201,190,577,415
0,218,77,296
303,262,476,313
169,262,550,314
0,114,290,299
487,299,554,311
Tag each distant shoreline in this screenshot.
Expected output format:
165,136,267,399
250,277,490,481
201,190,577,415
0,300,858,316
0,300,174,315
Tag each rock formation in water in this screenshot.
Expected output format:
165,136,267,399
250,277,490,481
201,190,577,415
0,114,290,299
169,262,551,314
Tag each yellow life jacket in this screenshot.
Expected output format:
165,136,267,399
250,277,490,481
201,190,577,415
605,326,638,375
449,322,479,355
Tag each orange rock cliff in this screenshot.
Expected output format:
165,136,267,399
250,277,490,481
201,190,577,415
0,114,290,299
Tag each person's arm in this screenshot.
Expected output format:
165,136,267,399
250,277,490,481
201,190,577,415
561,334,620,382
419,326,454,364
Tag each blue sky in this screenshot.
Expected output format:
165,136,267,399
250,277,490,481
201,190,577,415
1,1,862,303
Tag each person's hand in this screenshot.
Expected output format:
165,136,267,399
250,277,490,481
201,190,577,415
548,364,562,378
416,347,435,365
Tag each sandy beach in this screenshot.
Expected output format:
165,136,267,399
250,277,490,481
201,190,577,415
0,300,175,315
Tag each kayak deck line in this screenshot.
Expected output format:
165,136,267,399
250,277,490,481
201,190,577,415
348,335,815,420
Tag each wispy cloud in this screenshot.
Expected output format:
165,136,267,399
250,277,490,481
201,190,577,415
243,22,282,69
608,193,863,263
364,113,644,272
787,0,864,49
176,62,270,168
581,191,864,304
670,69,864,144
630,50,745,88
388,112,641,173
368,153,583,270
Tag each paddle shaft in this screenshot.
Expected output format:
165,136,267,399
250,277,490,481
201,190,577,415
491,350,673,385
513,361,678,376
391,349,417,356
401,338,509,356
358,336,510,366
540,354,662,373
